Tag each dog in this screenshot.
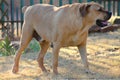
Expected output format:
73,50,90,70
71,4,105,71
12,2,112,74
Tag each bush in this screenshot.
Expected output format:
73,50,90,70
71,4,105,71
0,36,16,56
24,39,40,53
0,38,40,56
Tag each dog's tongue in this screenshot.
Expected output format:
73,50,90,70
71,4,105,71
102,21,108,26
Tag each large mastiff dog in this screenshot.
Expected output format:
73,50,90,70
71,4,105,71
12,2,111,74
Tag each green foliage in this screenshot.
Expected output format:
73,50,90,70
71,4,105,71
25,39,40,53
0,38,40,56
0,36,15,56
29,39,40,52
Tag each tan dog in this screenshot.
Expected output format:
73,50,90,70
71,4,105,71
12,2,111,74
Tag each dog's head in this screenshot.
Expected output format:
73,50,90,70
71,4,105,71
79,2,112,27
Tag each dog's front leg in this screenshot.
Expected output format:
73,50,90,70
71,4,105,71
77,45,89,73
52,42,61,74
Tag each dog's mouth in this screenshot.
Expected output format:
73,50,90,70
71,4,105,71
96,12,112,27
96,19,108,27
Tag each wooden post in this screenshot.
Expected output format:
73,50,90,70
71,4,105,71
87,0,91,2
108,0,111,11
59,0,62,6
103,0,106,10
1,0,4,21
79,0,82,3
16,7,19,36
113,0,115,15
118,0,120,16
69,0,72,4
30,0,34,5
20,0,24,34
39,0,42,3
10,0,14,39
49,0,53,5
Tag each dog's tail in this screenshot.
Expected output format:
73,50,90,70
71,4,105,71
22,6,28,13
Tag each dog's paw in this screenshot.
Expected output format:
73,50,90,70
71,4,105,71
53,69,59,75
12,66,19,73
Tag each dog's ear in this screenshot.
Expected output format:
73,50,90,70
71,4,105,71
79,4,91,17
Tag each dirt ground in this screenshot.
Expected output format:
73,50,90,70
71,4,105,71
0,29,120,80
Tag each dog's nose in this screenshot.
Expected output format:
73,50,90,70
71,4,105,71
108,12,112,16
105,11,112,20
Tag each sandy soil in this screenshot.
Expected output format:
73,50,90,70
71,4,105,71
0,29,120,80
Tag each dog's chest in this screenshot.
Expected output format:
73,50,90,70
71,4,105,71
63,32,88,47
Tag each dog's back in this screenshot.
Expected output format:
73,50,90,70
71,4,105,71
22,4,72,42
22,4,58,41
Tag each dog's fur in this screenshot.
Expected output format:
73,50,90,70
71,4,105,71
12,2,111,74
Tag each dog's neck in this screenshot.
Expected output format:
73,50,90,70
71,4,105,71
82,17,95,28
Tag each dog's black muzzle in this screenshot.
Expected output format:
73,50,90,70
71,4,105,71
96,11,112,27
105,12,112,21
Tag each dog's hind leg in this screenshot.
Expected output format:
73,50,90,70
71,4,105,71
12,23,33,73
37,41,49,72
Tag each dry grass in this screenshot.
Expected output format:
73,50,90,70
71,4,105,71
0,29,120,80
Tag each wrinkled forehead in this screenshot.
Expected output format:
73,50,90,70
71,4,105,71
90,3,103,10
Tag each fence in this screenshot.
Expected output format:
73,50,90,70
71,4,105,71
0,0,120,40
